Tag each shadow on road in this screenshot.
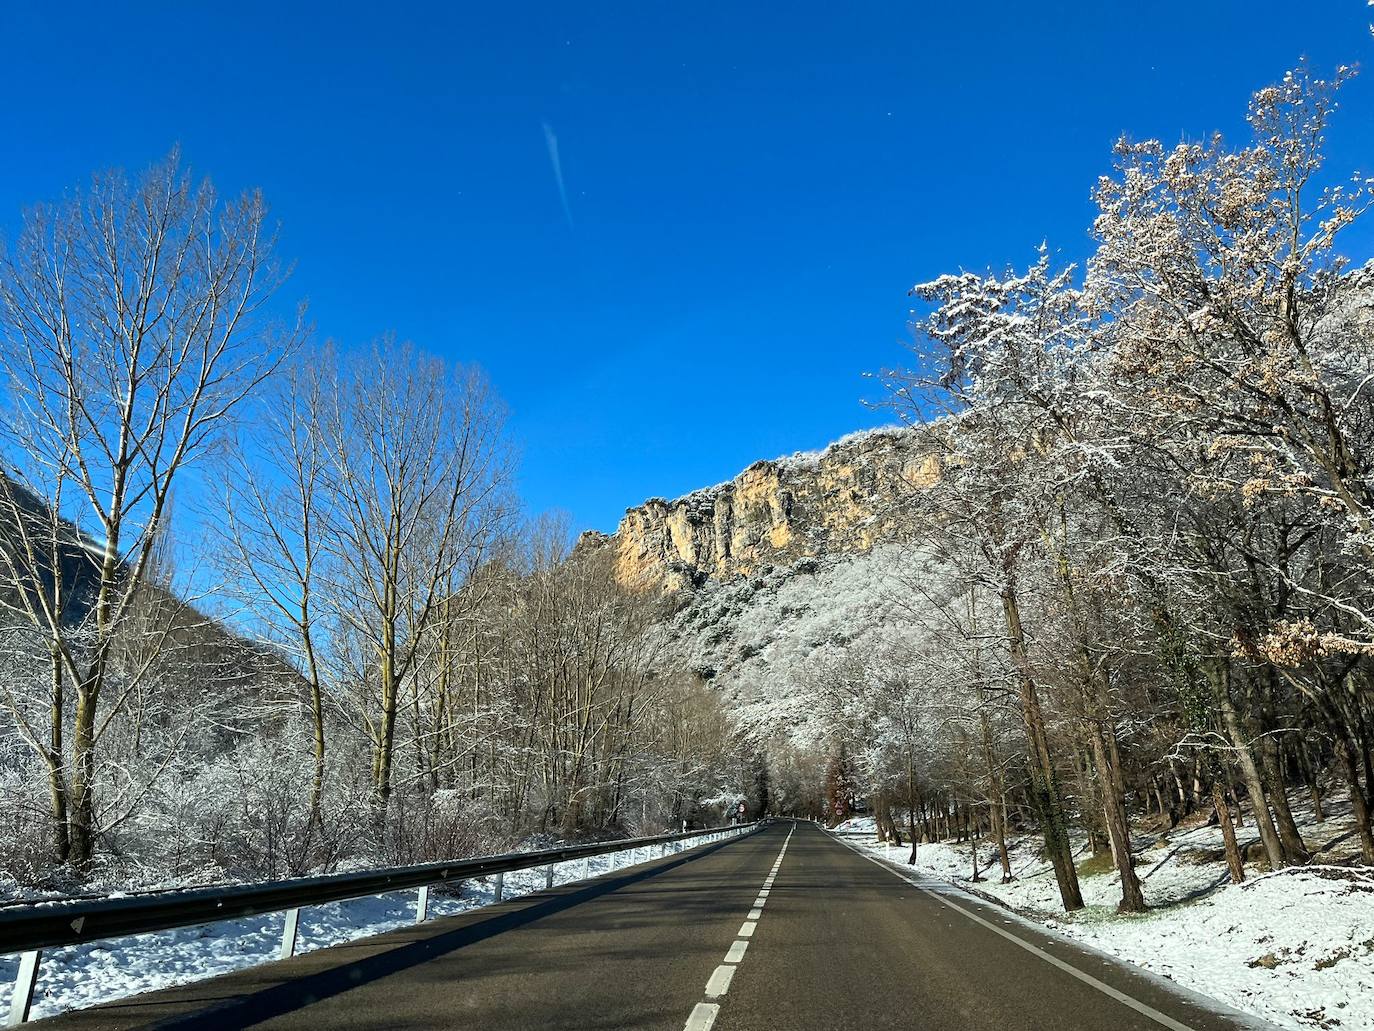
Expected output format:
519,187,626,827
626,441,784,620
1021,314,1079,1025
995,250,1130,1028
83,838,743,1030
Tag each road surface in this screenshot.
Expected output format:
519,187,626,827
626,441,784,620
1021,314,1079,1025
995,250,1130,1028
33,821,1268,1030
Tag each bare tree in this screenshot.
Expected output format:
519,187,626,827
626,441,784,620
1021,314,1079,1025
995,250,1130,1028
221,353,334,842
320,338,511,830
0,152,301,868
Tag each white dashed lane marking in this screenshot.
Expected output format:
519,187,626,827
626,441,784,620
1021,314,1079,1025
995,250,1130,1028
686,1002,719,1030
705,965,736,998
681,823,794,1030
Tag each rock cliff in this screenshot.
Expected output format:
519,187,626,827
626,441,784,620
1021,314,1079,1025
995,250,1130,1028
582,426,936,592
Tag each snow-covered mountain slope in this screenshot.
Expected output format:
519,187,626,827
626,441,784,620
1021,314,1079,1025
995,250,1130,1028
660,542,922,697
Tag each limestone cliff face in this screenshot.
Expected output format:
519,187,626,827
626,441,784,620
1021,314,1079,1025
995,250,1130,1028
588,427,936,592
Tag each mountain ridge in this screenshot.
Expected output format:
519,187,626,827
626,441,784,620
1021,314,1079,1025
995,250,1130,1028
578,425,936,593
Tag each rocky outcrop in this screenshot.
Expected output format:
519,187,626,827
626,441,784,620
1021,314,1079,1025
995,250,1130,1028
591,426,937,592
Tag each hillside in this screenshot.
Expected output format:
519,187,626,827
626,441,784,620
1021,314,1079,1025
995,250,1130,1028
573,428,941,728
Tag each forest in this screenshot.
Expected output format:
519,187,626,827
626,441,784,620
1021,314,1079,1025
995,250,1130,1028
729,64,1374,914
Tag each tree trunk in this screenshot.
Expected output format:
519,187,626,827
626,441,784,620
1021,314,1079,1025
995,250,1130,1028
1001,584,1083,911
993,794,1013,881
979,711,1013,881
1258,730,1309,864
1087,717,1146,912
1208,659,1286,870
906,754,919,865
1254,675,1308,864
1169,762,1188,814
308,676,326,837
67,674,102,869
46,646,70,864
373,658,399,830
1212,778,1245,883
885,810,903,846
46,758,70,864
1335,735,1374,864
970,820,983,882
1299,745,1325,822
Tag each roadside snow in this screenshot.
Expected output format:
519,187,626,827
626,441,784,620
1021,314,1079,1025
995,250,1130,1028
845,806,1374,1031
0,837,721,1021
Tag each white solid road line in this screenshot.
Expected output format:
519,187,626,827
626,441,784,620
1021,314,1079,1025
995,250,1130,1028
682,823,795,1031
835,836,1200,1031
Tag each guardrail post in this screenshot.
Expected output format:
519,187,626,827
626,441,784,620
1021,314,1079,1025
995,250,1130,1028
280,907,301,960
582,856,591,880
493,872,504,902
7,949,40,1025
416,885,430,923
544,864,554,889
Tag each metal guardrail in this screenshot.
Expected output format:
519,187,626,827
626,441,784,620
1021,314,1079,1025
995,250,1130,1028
2,820,763,1024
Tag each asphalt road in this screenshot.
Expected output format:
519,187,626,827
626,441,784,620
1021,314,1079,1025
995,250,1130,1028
33,822,1270,1031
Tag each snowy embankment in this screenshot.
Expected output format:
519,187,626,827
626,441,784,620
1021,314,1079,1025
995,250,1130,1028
0,842,683,1021
835,806,1374,1031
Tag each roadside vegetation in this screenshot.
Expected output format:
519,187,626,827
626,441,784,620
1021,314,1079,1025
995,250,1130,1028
730,66,1374,916
0,156,759,896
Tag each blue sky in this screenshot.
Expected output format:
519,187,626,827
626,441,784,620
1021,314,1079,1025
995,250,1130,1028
2,2,1372,533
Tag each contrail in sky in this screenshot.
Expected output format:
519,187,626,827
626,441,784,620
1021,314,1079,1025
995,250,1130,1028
542,121,574,230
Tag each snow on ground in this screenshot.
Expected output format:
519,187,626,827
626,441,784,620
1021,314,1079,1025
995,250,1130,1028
0,834,738,1022
843,801,1374,1031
